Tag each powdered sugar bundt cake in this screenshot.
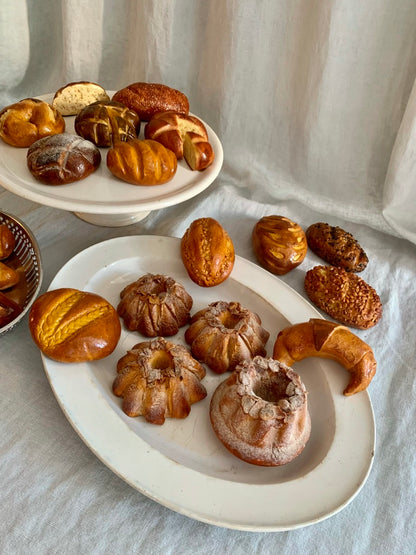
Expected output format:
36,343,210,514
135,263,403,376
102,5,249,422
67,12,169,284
184,301,270,374
210,356,311,466
117,273,193,337
113,337,207,425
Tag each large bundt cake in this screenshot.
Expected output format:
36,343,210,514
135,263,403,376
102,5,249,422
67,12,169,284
117,273,193,337
210,356,311,466
184,301,270,373
113,337,207,425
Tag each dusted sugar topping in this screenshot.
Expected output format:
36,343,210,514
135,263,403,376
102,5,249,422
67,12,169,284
210,356,311,466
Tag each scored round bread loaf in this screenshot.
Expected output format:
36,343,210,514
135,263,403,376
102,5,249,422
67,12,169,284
107,138,177,185
27,133,101,185
0,98,65,148
29,288,121,363
112,82,189,121
74,100,140,146
52,81,110,116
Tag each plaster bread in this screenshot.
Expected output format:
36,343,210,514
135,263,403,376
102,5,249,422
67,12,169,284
27,133,101,185
29,288,121,362
74,100,140,146
306,222,368,272
273,318,377,395
0,291,22,327
106,139,177,185
304,265,382,329
0,225,16,260
112,82,189,121
0,98,65,148
52,81,110,116
0,261,20,290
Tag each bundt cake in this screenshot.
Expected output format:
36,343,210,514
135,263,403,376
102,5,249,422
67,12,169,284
117,273,193,337
184,301,270,374
210,356,311,466
113,337,207,425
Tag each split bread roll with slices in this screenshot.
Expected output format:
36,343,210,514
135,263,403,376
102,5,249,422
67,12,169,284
272,318,377,395
29,288,121,363
52,81,110,116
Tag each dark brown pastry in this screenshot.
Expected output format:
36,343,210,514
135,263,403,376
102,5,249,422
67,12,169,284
0,290,22,327
304,265,382,329
252,215,308,275
106,139,177,185
210,356,311,466
74,100,140,146
113,337,207,425
29,288,121,362
306,222,368,272
27,133,101,185
0,224,16,260
0,261,20,290
273,318,377,395
112,82,189,121
117,273,193,337
184,301,270,373
0,98,65,147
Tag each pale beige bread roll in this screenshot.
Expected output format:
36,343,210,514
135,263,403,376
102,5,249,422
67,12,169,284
52,81,110,116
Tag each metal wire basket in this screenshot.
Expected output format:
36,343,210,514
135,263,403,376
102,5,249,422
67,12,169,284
0,211,43,335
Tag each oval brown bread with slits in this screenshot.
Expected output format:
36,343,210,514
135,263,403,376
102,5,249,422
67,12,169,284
304,265,382,329
29,288,121,362
306,222,368,272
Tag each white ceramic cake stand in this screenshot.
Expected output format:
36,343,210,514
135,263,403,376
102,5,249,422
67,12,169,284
0,93,223,227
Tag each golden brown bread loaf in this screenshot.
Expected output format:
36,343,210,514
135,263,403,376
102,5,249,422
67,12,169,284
27,133,101,185
0,224,16,260
113,337,207,425
181,218,235,286
106,139,177,185
306,222,368,272
0,98,65,148
0,261,20,290
29,288,121,362
304,265,382,329
112,82,189,121
184,301,270,374
272,318,377,395
74,100,140,146
117,273,193,336
252,215,308,275
145,111,215,170
210,356,311,466
52,81,110,116
0,290,22,327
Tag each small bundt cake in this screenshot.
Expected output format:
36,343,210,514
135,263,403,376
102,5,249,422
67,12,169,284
113,337,207,425
210,356,311,466
117,273,193,337
184,301,270,374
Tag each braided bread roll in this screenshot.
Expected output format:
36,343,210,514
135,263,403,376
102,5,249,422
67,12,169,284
107,139,177,185
272,318,376,395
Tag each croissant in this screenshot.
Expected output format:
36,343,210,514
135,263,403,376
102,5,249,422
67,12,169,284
272,318,376,395
106,139,177,185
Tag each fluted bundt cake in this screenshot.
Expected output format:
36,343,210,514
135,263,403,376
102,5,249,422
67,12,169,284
210,356,311,466
117,273,193,337
113,337,207,425
184,301,270,374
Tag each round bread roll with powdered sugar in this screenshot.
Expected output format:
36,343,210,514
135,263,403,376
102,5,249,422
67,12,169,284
27,133,101,185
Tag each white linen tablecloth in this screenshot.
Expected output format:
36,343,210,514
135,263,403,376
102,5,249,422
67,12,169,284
1,183,415,555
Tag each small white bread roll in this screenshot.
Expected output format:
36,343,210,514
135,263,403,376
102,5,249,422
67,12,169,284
52,81,110,116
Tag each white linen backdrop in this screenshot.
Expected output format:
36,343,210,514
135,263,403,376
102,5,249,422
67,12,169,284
1,1,416,554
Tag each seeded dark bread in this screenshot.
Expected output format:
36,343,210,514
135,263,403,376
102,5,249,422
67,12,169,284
306,222,368,272
304,265,382,329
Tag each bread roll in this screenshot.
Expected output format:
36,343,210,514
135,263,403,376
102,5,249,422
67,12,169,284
183,131,214,171
112,82,189,121
27,133,101,185
0,261,20,290
107,139,177,185
0,224,16,260
0,290,22,327
29,288,121,363
74,100,140,146
52,81,110,116
273,318,377,395
0,98,65,148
